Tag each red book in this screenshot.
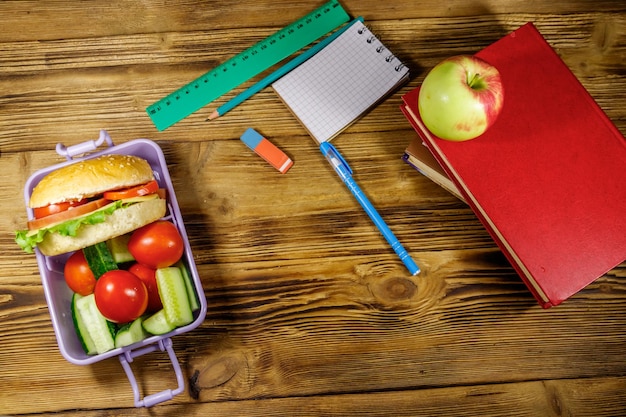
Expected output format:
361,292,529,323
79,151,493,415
401,22,626,308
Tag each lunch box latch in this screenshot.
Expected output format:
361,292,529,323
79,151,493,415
118,337,185,407
56,129,114,161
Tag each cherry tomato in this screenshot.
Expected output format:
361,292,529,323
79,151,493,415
103,180,159,201
94,270,148,323
63,250,96,296
33,199,86,219
128,221,184,269
128,263,162,312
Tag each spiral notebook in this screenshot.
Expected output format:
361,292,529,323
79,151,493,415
272,19,409,143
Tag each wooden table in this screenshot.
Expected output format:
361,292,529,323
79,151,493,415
2,1,625,415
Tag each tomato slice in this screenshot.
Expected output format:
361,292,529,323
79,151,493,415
33,200,87,219
28,198,111,231
103,180,159,201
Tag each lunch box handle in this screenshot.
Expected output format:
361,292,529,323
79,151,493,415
118,338,185,407
56,129,114,160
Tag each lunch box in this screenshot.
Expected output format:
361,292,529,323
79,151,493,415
22,130,207,407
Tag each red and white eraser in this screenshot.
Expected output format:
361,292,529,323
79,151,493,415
240,128,293,174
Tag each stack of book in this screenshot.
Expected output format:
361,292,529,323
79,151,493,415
401,22,626,308
402,134,463,202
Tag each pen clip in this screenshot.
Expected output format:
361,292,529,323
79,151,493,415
320,142,353,176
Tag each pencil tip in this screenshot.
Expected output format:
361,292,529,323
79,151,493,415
207,111,219,121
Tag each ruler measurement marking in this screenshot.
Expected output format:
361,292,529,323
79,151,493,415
147,0,349,130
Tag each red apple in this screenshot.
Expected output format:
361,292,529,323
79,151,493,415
418,55,504,141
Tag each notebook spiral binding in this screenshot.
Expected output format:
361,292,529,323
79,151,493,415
357,24,406,72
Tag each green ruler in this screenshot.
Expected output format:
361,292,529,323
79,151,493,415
146,0,350,131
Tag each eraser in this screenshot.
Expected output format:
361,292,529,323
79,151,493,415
240,128,293,174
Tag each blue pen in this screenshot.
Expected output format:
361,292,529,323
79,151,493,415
208,17,363,120
320,142,420,276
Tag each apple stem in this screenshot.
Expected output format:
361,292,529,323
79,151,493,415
467,73,485,90
468,73,479,88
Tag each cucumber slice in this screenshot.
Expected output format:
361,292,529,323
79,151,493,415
83,242,118,278
71,293,97,355
156,267,193,327
175,261,200,312
142,309,175,335
105,234,135,264
74,293,116,354
115,316,148,348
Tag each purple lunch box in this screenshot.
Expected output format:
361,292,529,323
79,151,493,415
22,130,207,407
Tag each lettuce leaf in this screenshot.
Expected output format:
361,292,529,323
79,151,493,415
15,200,126,254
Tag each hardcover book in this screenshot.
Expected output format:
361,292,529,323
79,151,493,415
402,134,464,202
401,22,626,307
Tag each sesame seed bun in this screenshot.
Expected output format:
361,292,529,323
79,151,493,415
36,198,166,256
29,154,154,209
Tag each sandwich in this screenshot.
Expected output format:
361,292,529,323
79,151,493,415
16,154,167,256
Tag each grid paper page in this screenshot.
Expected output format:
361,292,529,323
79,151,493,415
273,20,409,143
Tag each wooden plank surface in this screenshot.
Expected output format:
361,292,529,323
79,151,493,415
1,1,625,415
